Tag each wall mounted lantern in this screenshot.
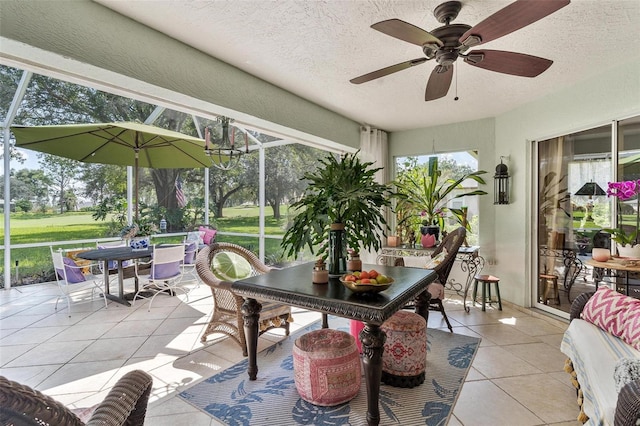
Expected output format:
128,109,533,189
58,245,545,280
494,156,510,205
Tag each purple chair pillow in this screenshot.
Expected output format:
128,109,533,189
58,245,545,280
150,261,182,280
184,243,197,264
56,257,86,284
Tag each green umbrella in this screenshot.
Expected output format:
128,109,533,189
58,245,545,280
11,121,220,219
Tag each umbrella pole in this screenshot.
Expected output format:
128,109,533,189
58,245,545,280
135,149,139,223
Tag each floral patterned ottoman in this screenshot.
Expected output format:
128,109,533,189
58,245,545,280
381,310,427,388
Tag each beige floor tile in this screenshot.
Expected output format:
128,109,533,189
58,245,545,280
72,336,147,362
493,373,580,424
472,346,542,379
501,342,568,373
537,332,566,349
0,364,63,388
131,334,196,358
5,340,94,367
102,319,163,338
453,380,544,425
447,414,463,425
465,366,486,381
153,317,206,336
46,322,116,342
37,359,125,393
76,307,136,324
124,305,178,321
0,343,38,366
146,394,200,416
509,315,568,337
0,313,53,330
468,323,540,346
30,309,95,327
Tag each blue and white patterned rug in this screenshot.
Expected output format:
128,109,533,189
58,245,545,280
179,316,480,426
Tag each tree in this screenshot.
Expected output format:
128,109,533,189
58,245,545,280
264,144,318,219
38,154,81,213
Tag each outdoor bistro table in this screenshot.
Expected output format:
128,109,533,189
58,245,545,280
78,246,153,306
231,262,437,426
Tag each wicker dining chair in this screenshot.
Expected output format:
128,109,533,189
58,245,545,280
395,227,467,332
0,370,152,426
195,242,292,356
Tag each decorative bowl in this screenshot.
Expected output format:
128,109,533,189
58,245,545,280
339,275,394,293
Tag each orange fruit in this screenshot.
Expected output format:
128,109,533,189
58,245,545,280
344,274,356,282
369,269,379,279
360,278,371,284
359,271,370,279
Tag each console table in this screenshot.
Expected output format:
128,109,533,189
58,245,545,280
377,245,479,291
585,258,640,299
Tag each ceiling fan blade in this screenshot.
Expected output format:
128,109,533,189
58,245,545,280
460,0,570,48
464,50,553,77
350,58,428,84
425,65,453,101
371,19,443,47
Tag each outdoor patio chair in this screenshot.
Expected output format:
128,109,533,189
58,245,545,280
0,370,152,426
133,244,187,310
181,239,201,287
50,247,107,317
395,227,467,332
196,242,292,356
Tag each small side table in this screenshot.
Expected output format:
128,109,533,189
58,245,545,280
473,274,502,311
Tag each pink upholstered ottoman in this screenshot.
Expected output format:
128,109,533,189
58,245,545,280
381,310,427,388
293,329,361,406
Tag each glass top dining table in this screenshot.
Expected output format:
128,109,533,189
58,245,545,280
231,262,437,426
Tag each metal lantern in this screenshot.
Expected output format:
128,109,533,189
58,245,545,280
494,159,510,205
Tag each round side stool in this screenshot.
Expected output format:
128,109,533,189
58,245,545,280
381,310,427,388
473,274,503,311
293,329,361,406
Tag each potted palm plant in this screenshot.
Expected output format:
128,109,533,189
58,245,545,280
281,151,394,275
395,157,487,245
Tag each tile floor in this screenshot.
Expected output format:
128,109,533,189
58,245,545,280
0,277,582,425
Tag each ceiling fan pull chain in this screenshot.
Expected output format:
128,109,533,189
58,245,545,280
454,65,459,101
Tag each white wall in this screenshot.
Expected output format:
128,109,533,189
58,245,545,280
389,59,640,308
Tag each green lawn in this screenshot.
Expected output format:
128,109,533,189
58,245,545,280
0,206,300,287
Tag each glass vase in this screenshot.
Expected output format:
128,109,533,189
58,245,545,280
328,223,347,276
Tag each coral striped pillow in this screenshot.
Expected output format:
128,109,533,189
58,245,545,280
582,286,640,349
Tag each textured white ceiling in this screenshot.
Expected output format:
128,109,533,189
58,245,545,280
95,0,640,132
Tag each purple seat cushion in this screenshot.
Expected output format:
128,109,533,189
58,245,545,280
184,243,197,264
56,257,86,284
150,261,182,280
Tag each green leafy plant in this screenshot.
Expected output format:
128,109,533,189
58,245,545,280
281,151,394,259
395,157,487,230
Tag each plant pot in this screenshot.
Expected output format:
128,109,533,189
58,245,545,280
421,233,436,248
591,248,611,262
328,223,347,276
129,237,150,251
616,243,640,259
424,225,440,242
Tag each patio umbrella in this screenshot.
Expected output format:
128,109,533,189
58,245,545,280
11,121,219,220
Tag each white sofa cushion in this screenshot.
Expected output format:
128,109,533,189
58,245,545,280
561,318,640,424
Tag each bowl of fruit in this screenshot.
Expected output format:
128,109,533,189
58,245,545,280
339,269,393,293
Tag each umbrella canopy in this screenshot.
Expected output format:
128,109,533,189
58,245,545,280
11,121,219,220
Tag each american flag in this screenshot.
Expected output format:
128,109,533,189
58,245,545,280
175,175,187,208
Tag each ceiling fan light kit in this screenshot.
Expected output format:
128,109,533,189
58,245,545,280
350,0,571,101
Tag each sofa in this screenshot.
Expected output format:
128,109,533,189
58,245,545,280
560,288,640,425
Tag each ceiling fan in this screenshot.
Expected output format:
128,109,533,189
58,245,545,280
350,0,570,101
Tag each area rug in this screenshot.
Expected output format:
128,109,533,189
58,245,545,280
179,316,481,426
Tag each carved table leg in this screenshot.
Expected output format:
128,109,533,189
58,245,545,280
414,290,431,322
360,323,386,426
241,298,262,380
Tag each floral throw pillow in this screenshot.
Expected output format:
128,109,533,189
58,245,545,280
582,286,640,349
